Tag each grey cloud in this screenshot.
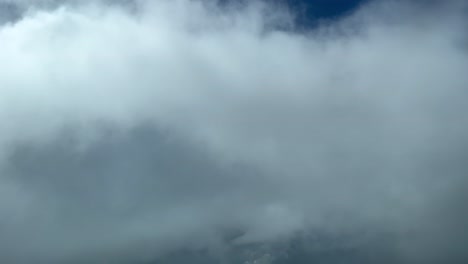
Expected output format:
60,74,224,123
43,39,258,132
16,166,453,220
0,0,467,263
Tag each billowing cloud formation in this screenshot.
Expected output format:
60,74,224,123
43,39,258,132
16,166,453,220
0,0,467,263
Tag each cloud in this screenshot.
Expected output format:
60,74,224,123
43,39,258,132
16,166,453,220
0,0,467,263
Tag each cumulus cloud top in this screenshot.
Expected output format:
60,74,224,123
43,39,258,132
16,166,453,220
0,0,467,263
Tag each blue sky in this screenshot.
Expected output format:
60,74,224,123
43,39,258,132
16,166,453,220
286,0,367,30
289,0,366,19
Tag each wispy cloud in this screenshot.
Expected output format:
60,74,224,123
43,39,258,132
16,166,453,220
0,0,467,263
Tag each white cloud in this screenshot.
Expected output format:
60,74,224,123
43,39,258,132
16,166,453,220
0,0,467,263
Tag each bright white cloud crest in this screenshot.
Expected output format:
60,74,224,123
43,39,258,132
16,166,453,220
0,0,467,263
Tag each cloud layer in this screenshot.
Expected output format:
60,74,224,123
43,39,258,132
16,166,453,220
0,0,467,263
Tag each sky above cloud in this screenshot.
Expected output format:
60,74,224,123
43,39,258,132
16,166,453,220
0,0,467,263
